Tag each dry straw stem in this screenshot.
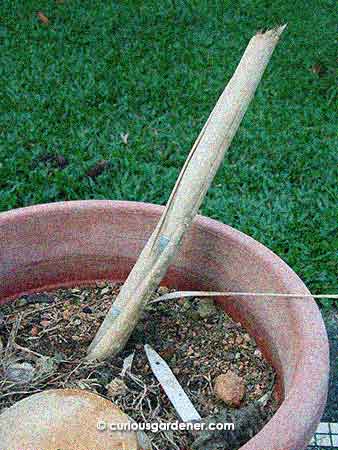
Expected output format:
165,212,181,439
150,291,338,304
87,25,287,361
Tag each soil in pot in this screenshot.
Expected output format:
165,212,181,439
0,281,279,450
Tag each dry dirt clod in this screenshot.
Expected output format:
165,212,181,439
55,155,68,169
37,11,49,24
214,371,245,407
106,377,127,399
195,298,217,319
86,160,110,179
62,309,72,320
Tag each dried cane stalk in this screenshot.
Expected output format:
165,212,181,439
87,25,287,361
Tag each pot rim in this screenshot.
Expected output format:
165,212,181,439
0,200,330,449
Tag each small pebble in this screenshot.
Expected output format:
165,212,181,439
214,371,245,407
31,326,39,337
254,349,262,358
158,286,170,295
82,306,93,314
63,309,72,320
243,333,251,343
235,336,243,345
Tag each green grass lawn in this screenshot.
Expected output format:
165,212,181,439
1,1,337,304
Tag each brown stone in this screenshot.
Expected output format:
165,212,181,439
214,371,245,407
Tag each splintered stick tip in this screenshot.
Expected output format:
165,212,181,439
257,24,287,39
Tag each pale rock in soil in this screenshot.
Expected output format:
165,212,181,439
5,362,36,383
214,371,245,407
0,389,143,449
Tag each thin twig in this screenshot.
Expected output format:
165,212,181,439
14,344,45,358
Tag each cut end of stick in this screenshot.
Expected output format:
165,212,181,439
257,24,287,39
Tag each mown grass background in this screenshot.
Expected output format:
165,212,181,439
1,1,337,305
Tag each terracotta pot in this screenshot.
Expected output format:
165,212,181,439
0,200,329,449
